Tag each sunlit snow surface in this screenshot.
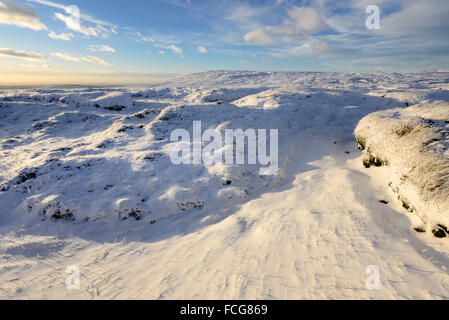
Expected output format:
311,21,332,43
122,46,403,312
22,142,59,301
1,71,449,299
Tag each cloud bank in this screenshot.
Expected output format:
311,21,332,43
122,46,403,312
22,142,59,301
0,47,46,60
51,52,110,65
0,0,47,31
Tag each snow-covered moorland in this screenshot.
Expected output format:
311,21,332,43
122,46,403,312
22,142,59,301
1,70,449,299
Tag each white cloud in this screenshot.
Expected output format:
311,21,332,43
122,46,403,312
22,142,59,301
154,44,183,56
29,0,116,38
270,39,333,58
141,36,154,42
136,32,154,43
168,44,183,56
227,3,269,30
279,6,328,36
51,52,110,65
29,0,116,27
27,0,65,10
244,29,275,45
48,30,73,40
306,0,449,67
244,6,328,45
54,12,102,37
320,0,449,40
158,50,165,55
381,0,449,39
88,44,116,53
18,63,51,70
51,52,79,62
0,0,47,31
198,46,207,54
83,55,110,65
0,47,47,60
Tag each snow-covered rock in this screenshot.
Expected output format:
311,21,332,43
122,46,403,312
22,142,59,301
355,102,449,230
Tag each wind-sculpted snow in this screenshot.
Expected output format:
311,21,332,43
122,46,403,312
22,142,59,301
1,71,448,225
0,72,408,224
2,71,449,299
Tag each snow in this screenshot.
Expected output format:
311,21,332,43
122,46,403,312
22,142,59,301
0,70,449,299
91,92,133,110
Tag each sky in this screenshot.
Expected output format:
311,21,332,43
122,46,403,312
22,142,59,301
0,0,448,85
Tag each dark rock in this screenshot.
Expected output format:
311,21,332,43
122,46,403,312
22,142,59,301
104,105,126,111
118,208,142,221
177,200,205,211
432,228,447,238
17,171,37,184
51,209,75,221
363,155,386,168
144,152,163,162
118,126,133,133
437,224,449,234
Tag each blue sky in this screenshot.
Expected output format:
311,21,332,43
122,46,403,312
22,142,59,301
0,0,448,84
